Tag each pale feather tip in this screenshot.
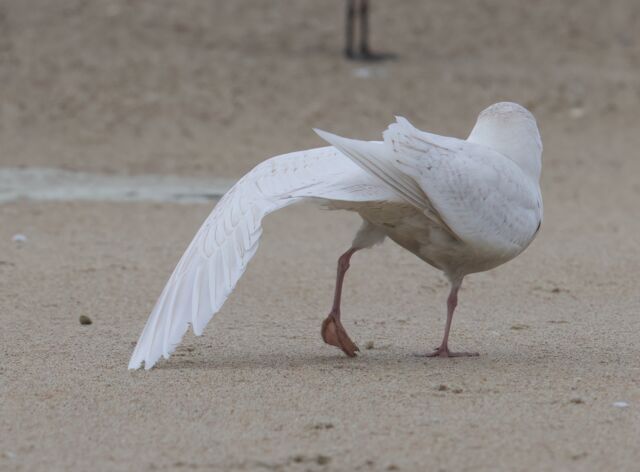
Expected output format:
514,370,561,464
313,128,338,142
314,128,352,150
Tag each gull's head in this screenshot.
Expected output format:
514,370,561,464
467,102,542,182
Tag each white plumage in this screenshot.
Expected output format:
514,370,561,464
129,102,543,369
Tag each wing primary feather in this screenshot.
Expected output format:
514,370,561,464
191,266,202,333
161,281,179,359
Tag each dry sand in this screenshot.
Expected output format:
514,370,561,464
2,1,640,471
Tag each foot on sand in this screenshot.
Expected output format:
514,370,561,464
321,314,359,357
424,346,480,358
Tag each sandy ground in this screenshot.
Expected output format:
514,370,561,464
2,1,640,471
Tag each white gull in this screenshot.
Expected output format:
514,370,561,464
129,101,543,369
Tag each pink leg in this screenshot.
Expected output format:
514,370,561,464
321,248,360,357
425,279,479,358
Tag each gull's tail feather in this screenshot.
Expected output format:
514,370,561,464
314,127,430,211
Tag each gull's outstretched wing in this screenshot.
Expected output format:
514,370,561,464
316,117,542,256
129,146,394,370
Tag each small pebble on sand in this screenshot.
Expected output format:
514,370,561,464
570,398,584,404
311,422,334,430
613,401,629,408
353,67,372,79
12,234,27,243
365,341,375,350
79,315,93,325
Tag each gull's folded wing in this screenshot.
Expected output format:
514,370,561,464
316,118,541,255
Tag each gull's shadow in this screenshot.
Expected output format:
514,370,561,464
149,341,639,373
155,347,486,372
157,352,391,371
